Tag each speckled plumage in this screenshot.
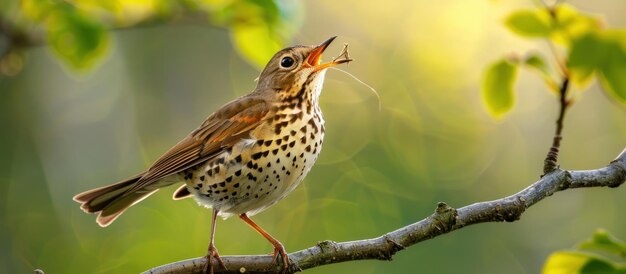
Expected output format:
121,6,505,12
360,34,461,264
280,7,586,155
179,73,326,218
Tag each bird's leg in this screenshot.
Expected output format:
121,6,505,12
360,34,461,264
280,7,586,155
204,208,226,274
239,213,289,274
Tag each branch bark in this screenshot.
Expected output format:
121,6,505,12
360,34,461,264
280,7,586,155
144,148,626,274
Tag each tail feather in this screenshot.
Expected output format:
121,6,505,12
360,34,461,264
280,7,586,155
74,173,159,227
97,189,159,227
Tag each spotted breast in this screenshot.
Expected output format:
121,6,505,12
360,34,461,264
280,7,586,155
180,97,325,219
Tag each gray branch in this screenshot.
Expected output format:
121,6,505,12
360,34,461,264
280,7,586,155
144,148,626,274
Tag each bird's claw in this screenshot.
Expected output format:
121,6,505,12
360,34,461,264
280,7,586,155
204,244,226,274
271,244,289,274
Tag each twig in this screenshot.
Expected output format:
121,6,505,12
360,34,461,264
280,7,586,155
543,77,570,174
0,9,218,61
0,15,43,58
331,43,352,64
542,0,572,175
144,148,626,274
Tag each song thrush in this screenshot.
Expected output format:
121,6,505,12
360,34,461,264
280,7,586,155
73,36,352,273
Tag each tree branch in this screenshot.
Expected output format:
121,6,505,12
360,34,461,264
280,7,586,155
144,148,626,274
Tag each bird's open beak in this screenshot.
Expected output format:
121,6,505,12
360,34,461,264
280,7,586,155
306,36,353,72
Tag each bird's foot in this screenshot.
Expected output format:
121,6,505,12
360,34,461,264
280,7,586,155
271,242,289,274
203,243,226,274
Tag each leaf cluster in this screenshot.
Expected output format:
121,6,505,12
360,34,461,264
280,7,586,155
482,4,626,118
5,0,300,73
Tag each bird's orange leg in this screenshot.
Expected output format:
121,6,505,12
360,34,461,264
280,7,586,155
204,208,226,274
239,213,289,273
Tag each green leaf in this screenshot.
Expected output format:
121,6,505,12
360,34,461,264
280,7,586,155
504,9,552,38
580,257,622,274
568,32,606,86
543,252,626,274
597,31,626,104
543,230,626,274
482,58,519,119
46,8,109,71
579,230,626,257
208,0,295,69
551,4,602,46
212,0,281,27
568,30,626,103
503,5,601,47
230,23,283,69
21,0,56,21
543,252,595,274
523,53,558,93
524,53,550,75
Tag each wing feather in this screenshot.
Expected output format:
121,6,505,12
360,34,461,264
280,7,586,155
129,96,271,192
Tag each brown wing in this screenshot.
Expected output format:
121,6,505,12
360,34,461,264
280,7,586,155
129,96,271,192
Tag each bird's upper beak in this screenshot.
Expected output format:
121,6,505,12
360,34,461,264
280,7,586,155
306,36,353,72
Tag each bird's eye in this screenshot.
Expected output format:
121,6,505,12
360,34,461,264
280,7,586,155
280,57,295,68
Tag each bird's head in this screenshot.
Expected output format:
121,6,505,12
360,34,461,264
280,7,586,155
254,36,352,102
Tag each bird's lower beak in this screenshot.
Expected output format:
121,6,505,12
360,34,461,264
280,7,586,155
306,36,352,72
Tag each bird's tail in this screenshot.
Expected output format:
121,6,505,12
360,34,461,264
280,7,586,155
73,173,158,227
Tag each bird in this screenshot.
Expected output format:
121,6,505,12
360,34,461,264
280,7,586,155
73,36,352,274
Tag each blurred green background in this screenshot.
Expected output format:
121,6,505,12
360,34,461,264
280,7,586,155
2,0,626,273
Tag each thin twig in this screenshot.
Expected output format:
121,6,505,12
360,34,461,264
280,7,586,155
543,77,570,174
0,15,42,59
541,0,573,175
0,9,219,60
546,40,568,78
145,148,626,274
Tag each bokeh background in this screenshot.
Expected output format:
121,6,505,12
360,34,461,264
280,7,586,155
2,0,626,273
